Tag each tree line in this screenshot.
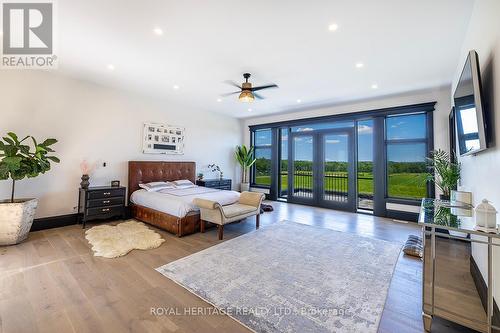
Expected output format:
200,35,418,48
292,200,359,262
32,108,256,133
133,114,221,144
256,158,426,176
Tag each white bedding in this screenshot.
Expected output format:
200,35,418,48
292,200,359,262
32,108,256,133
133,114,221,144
130,185,240,218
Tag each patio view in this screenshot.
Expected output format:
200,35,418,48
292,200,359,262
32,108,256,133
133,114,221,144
252,113,429,211
256,160,427,209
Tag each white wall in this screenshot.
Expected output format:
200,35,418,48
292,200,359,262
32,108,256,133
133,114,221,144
0,71,241,218
241,87,452,203
451,0,500,293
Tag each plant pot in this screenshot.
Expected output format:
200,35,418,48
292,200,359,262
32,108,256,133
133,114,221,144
0,198,38,246
240,182,250,192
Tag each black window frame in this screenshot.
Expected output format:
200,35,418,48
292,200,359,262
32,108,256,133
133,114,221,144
384,111,434,204
249,102,435,216
278,127,289,198
449,107,457,162
356,118,376,211
251,128,273,188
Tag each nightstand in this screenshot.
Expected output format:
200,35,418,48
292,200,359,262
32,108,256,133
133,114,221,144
196,178,232,190
78,186,126,229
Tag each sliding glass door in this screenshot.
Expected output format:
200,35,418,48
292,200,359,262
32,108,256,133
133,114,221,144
288,129,355,211
250,105,435,219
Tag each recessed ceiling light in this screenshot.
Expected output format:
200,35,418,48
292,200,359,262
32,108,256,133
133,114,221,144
216,98,222,102
173,85,179,90
328,23,338,31
248,108,252,112
107,64,115,71
355,63,364,69
296,99,302,103
371,84,378,89
153,27,163,36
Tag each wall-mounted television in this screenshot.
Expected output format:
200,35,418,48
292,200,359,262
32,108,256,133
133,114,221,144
453,50,488,156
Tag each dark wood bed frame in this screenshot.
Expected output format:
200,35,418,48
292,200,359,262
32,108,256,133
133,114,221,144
128,161,201,237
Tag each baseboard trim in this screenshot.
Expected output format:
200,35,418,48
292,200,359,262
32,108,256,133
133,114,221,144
30,207,133,232
30,213,79,231
386,209,418,222
470,255,500,327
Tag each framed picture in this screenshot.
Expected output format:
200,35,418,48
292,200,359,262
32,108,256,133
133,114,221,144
143,122,185,154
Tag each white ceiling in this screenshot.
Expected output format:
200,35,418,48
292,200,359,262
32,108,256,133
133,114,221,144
57,0,474,118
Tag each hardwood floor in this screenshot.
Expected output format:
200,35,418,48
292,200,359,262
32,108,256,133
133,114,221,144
0,201,478,332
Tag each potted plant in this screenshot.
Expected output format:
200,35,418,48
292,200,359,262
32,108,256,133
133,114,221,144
425,149,460,201
235,145,256,192
0,132,59,245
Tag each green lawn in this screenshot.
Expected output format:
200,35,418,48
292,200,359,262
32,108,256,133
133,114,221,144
255,172,426,199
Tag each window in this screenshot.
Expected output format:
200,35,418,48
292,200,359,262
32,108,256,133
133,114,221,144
249,102,434,219
279,128,288,197
252,129,272,187
456,106,481,154
291,120,354,132
385,114,428,200
386,114,426,140
357,119,374,210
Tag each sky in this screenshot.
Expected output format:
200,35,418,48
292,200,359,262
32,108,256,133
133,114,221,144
255,114,426,163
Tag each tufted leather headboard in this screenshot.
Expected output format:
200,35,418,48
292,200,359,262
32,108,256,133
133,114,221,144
128,161,196,201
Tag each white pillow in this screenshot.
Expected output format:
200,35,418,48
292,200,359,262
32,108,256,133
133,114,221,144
139,182,174,192
175,184,196,189
173,179,194,186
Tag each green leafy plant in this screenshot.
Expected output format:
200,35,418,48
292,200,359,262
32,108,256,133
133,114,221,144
235,145,256,183
0,132,60,203
425,149,460,198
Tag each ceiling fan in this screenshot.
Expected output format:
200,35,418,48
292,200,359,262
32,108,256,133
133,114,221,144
222,73,278,102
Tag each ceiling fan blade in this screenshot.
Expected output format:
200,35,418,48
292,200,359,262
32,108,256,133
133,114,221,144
253,92,265,100
251,84,278,92
224,80,242,89
220,91,241,97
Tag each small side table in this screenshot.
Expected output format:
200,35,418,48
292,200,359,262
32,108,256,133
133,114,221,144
418,198,499,333
78,186,126,229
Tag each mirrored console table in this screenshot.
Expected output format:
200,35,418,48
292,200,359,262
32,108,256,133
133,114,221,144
418,198,500,333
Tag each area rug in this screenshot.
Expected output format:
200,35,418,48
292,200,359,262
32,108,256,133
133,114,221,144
85,220,165,258
156,221,402,333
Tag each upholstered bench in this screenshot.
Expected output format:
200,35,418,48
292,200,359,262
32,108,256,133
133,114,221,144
193,192,265,240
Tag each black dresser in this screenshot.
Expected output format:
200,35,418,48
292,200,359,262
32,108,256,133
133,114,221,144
78,186,126,228
196,178,232,190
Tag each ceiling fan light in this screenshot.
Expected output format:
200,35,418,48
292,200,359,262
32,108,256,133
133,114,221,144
239,91,254,102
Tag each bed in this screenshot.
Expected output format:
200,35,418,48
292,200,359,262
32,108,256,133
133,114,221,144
128,161,239,237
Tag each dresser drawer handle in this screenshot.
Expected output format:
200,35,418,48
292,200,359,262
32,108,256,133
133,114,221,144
103,200,110,204
102,208,110,212
103,192,111,195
